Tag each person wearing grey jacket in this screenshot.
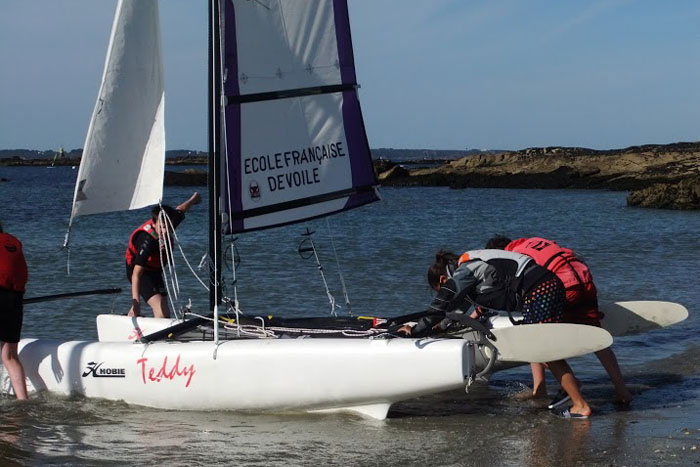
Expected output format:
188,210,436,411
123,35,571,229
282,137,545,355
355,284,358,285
399,249,592,419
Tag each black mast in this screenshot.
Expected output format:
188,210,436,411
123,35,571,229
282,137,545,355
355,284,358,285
208,0,223,313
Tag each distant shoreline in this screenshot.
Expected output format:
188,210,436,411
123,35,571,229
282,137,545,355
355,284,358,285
3,142,698,209
2,142,699,166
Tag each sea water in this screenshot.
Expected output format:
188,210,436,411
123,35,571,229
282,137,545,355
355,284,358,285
1,165,699,466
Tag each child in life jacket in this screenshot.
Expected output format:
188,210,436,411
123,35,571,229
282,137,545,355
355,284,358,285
486,235,632,407
126,192,201,318
399,249,592,418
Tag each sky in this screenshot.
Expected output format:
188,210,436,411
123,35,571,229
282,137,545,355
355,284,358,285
1,0,699,152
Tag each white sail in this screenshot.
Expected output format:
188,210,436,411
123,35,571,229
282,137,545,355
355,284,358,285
69,0,165,220
223,0,378,233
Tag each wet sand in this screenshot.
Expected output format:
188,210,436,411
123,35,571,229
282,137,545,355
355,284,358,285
386,344,700,467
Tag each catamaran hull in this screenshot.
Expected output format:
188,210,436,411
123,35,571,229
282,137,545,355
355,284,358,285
7,337,472,420
91,299,685,381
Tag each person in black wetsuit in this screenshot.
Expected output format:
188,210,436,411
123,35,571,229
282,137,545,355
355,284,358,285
399,249,592,418
125,192,201,318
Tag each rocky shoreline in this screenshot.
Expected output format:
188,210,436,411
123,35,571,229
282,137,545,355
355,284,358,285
377,142,700,210
3,143,699,209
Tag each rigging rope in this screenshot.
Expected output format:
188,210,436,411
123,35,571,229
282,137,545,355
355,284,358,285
326,218,352,316
186,310,388,339
157,207,211,319
227,238,242,336
299,229,338,316
158,207,182,319
62,225,73,275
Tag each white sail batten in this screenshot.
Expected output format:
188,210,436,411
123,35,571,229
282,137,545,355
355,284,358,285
69,0,165,220
224,0,379,233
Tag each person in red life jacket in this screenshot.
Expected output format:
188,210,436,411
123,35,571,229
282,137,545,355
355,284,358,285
0,221,29,400
398,249,592,418
126,192,201,318
486,235,632,407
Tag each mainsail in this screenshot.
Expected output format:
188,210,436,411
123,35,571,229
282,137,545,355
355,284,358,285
68,0,165,222
222,0,379,233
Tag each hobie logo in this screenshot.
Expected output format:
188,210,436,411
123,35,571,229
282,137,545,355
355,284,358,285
137,355,196,388
82,361,126,378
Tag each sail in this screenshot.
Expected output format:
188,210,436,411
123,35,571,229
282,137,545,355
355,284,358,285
69,0,165,220
222,0,379,233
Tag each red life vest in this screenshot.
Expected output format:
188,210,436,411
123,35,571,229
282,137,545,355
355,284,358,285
0,233,28,292
125,220,163,271
505,237,592,290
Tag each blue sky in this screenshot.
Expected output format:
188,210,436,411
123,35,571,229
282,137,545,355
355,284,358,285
1,0,699,151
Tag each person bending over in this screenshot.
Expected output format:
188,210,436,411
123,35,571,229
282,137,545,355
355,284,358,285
486,235,632,407
126,192,201,318
399,248,592,418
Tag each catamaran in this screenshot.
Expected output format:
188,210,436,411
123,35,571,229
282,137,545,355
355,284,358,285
1,0,644,419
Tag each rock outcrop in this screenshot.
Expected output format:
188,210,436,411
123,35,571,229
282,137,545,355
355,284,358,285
164,169,207,186
626,176,700,209
377,142,700,209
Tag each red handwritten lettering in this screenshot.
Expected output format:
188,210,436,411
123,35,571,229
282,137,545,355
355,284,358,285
136,355,196,387
128,327,144,341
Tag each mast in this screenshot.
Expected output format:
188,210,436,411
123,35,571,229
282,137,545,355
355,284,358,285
208,0,223,321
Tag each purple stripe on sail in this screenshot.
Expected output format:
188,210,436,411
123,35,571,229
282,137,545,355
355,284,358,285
341,90,378,190
333,0,378,194
344,190,379,211
223,1,243,232
332,0,357,84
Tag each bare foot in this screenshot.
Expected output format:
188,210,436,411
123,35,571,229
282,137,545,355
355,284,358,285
512,386,548,401
568,405,592,418
532,384,548,398
512,389,540,401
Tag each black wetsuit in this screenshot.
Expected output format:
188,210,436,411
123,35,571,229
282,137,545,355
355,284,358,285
411,250,565,337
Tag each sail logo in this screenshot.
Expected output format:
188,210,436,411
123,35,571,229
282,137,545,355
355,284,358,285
249,180,261,201
136,355,196,388
82,361,126,378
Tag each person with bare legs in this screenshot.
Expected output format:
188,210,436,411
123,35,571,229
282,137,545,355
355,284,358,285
0,221,28,400
398,248,592,418
486,235,632,407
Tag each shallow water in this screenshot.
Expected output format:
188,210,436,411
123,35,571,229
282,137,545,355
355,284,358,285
1,166,699,466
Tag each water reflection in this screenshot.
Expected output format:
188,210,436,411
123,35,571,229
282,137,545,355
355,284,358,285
522,416,592,467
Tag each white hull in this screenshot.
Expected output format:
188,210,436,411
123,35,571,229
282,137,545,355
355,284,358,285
94,313,614,368
97,300,687,344
97,314,181,342
7,337,472,420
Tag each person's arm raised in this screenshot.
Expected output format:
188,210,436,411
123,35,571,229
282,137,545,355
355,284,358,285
176,192,202,213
